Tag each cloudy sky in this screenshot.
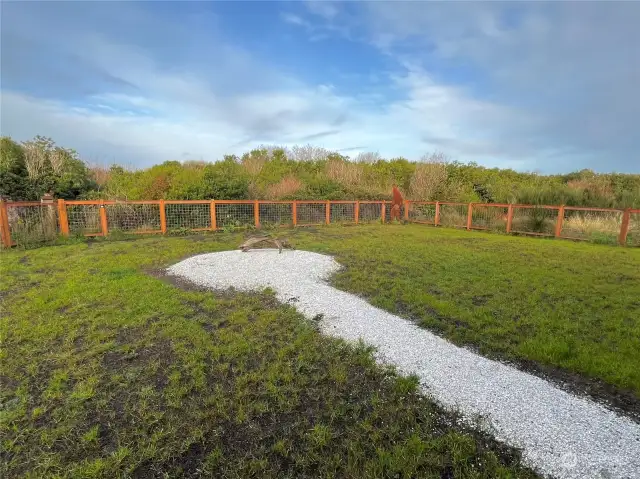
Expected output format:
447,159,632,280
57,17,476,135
1,1,638,172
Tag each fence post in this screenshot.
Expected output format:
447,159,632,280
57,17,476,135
381,202,386,223
354,201,360,224
404,200,410,221
254,200,260,228
506,204,514,233
466,203,473,230
0,201,11,248
555,205,565,238
99,200,108,236
326,200,331,225
57,199,69,236
434,202,440,226
159,200,167,234
210,200,217,231
619,208,631,246
292,201,297,227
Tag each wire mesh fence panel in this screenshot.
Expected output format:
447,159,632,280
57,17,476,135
106,203,161,232
330,203,356,223
296,203,326,225
67,204,102,235
165,203,211,231
627,212,640,247
439,203,468,228
259,203,293,228
511,206,558,236
383,202,405,222
560,209,623,243
408,203,436,223
359,203,384,223
215,203,255,229
7,205,59,245
471,205,508,231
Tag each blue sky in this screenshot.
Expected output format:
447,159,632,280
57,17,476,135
1,1,639,173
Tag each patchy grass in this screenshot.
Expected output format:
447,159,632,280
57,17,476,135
291,224,640,400
0,234,536,478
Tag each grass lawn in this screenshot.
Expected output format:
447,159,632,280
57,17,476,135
1,223,638,477
1,231,536,478
294,225,640,400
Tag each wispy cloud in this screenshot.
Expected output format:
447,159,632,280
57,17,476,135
1,1,638,172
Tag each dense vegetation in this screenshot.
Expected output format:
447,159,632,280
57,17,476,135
2,136,639,207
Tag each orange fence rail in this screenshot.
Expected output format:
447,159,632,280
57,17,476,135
0,199,638,248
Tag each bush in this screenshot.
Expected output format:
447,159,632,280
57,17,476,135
2,136,639,208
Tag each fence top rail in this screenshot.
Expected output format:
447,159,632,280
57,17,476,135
512,204,559,210
407,201,438,205
631,209,640,214
5,201,51,207
110,200,161,205
438,202,469,206
65,200,109,206
164,200,211,205
563,206,624,213
472,203,511,208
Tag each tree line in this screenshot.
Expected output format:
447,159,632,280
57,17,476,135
1,136,639,208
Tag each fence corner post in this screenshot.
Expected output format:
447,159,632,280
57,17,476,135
57,199,69,236
381,202,386,223
404,200,410,221
506,204,514,233
159,200,167,234
254,200,260,228
292,200,297,227
99,199,108,236
0,200,12,248
210,200,217,231
326,200,331,225
434,201,440,226
354,201,360,224
619,208,631,246
466,203,473,230
555,205,565,238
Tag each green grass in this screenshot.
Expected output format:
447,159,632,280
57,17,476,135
2,223,639,477
0,232,536,478
292,224,640,395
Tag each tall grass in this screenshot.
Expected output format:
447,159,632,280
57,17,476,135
264,176,303,199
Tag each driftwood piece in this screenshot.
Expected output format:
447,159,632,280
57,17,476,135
239,236,293,254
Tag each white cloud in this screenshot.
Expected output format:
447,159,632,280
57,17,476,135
298,1,640,172
3,1,637,172
280,12,311,28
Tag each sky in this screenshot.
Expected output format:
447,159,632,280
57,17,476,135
1,1,639,173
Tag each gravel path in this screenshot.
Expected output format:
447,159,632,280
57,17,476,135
167,250,640,479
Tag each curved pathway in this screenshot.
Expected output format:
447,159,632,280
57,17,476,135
168,250,640,479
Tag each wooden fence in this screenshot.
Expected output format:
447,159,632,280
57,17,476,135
1,199,638,248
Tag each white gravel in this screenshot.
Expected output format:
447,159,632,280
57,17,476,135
167,249,640,479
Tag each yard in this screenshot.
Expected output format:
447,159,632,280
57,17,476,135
1,224,639,477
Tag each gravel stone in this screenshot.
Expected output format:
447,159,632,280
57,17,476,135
167,249,640,479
